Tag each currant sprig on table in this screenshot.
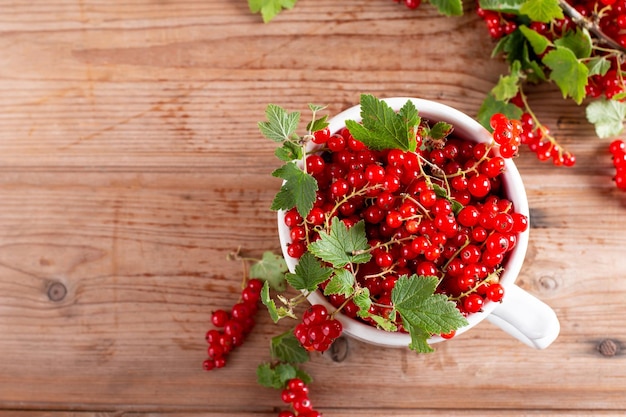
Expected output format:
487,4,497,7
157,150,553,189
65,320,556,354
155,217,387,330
475,0,626,165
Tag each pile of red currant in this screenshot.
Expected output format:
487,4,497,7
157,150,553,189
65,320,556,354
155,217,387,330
284,114,529,332
278,378,322,417
202,278,263,371
610,139,626,190
293,304,343,352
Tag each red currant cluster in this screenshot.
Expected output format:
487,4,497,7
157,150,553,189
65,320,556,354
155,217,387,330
490,113,523,158
477,0,626,101
392,0,421,9
285,115,528,331
515,112,576,167
610,139,626,190
278,378,322,417
202,278,263,371
293,304,343,352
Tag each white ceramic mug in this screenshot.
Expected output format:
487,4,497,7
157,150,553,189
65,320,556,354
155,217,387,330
277,97,560,350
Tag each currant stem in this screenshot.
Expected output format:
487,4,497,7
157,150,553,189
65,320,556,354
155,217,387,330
558,0,626,55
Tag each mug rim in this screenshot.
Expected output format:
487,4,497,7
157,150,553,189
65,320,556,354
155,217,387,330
277,97,530,347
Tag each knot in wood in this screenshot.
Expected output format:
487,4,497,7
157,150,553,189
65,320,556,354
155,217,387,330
329,336,349,362
598,339,620,357
538,275,558,292
47,281,67,302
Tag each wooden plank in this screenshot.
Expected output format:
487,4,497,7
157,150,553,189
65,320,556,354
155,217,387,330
0,0,625,415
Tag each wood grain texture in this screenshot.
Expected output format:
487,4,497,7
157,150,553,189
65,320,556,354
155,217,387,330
0,0,625,415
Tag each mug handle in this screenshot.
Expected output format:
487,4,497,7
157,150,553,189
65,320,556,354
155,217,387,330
486,284,560,349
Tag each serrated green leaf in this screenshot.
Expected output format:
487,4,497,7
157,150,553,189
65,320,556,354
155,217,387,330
271,162,318,218
275,141,303,162
428,121,454,141
261,281,280,322
256,363,280,388
542,46,589,104
258,104,300,142
323,268,355,298
346,94,420,152
519,0,564,23
479,0,526,13
406,325,434,353
308,218,371,268
352,287,372,316
368,313,398,332
398,294,467,335
392,275,439,310
554,28,592,59
271,330,310,363
518,24,551,55
306,115,329,133
274,363,297,384
585,99,626,138
295,368,313,385
392,275,468,353
261,281,296,322
491,61,522,102
585,56,611,77
522,42,547,82
285,251,332,292
250,251,288,291
248,0,298,23
428,0,463,16
477,94,524,131
308,103,327,112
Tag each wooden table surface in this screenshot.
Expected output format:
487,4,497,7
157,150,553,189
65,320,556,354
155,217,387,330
1,1,625,416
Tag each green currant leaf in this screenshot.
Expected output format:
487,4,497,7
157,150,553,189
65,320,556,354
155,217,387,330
585,99,626,138
261,281,295,322
479,0,526,13
274,141,303,162
271,162,318,218
308,103,327,113
257,362,281,388
542,45,589,104
295,368,313,385
518,24,551,55
259,104,300,142
367,313,398,332
428,0,463,16
392,275,468,353
406,325,434,353
352,287,372,317
271,330,310,364
261,281,279,322
585,56,611,77
392,275,439,309
491,61,522,102
250,251,288,291
477,94,523,131
519,0,564,23
285,251,333,292
346,94,421,152
306,115,329,133
425,121,453,141
521,42,547,82
308,218,371,268
554,28,592,59
323,268,355,298
248,0,298,23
